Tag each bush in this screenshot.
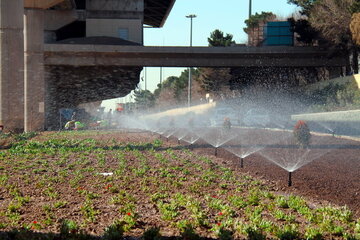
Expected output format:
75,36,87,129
306,82,360,112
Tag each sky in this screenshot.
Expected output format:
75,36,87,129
102,0,299,110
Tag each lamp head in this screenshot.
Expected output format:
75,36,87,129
186,14,197,18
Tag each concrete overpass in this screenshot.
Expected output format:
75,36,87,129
42,43,346,130
44,44,346,67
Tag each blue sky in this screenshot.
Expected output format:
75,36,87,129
102,0,299,109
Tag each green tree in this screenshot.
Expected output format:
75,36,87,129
153,69,200,106
198,68,231,94
199,30,236,97
287,0,318,16
287,18,322,46
309,0,359,73
310,0,354,46
153,76,178,99
290,0,359,73
243,11,276,34
133,89,155,110
287,1,322,46
351,13,360,45
207,29,235,47
350,0,360,13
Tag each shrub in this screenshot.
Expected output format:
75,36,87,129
306,82,360,112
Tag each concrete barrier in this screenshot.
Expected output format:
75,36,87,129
291,109,360,122
140,102,216,120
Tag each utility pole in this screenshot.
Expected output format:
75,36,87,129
249,0,252,19
160,67,162,88
144,67,147,91
186,14,196,107
248,0,252,45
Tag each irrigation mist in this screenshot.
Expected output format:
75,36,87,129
93,92,358,187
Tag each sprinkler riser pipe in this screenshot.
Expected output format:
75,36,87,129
288,172,292,187
240,158,244,168
215,147,218,156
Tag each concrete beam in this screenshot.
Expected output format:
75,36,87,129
0,0,25,131
44,45,347,67
44,10,77,31
24,0,65,9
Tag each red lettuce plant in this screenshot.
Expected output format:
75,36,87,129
223,117,231,130
293,120,311,147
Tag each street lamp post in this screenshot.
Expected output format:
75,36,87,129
186,14,196,107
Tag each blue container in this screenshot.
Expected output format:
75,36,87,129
263,21,293,46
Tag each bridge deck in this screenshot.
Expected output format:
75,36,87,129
44,45,346,67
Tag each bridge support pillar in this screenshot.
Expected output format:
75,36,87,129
0,1,25,132
24,9,45,132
